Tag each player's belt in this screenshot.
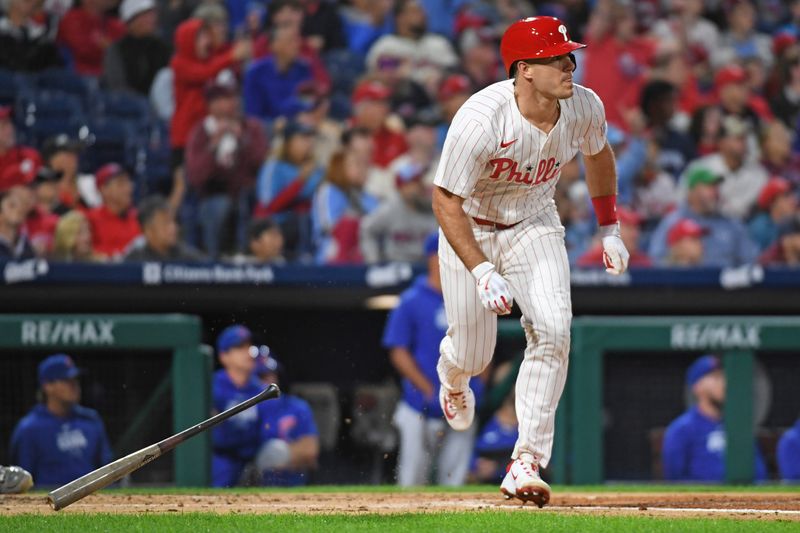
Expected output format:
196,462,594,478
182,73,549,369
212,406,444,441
472,217,520,230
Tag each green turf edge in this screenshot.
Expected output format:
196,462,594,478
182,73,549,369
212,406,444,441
3,511,798,533
26,483,800,496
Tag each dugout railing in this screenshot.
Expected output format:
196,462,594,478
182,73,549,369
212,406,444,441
0,314,209,486
499,316,800,485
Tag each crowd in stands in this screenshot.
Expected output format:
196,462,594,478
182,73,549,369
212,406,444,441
1,0,800,268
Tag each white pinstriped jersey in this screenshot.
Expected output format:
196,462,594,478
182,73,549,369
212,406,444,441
433,79,608,225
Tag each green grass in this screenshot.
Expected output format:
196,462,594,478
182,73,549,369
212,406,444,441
28,483,800,496
3,512,798,533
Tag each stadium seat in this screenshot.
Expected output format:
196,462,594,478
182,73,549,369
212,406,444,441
93,91,153,133
82,119,139,172
35,68,95,106
0,69,33,107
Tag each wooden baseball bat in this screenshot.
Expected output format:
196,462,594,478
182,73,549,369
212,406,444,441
48,383,280,511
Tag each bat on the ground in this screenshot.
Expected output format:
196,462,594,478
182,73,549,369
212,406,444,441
48,383,280,511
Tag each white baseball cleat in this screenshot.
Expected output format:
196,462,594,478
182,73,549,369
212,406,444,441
439,386,475,431
500,459,551,508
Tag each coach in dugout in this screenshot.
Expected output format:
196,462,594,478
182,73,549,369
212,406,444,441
662,355,766,482
211,325,264,487
10,354,113,486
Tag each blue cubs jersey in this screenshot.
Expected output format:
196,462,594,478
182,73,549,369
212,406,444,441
211,369,264,487
382,275,483,418
258,394,318,486
662,406,766,482
777,419,800,481
10,404,113,486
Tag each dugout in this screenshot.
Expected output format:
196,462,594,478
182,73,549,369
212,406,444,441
502,316,800,485
0,314,210,487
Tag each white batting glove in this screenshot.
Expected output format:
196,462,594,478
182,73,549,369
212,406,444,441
471,261,513,315
599,223,630,275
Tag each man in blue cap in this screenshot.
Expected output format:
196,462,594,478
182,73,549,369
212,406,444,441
211,325,265,487
9,354,112,486
383,230,484,486
252,348,320,486
662,354,766,481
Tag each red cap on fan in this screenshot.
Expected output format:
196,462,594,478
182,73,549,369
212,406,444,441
500,17,586,76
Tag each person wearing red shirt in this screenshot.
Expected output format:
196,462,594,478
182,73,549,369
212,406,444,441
0,107,41,189
577,208,653,268
351,80,407,169
169,18,251,168
581,0,656,130
85,163,140,259
57,0,125,76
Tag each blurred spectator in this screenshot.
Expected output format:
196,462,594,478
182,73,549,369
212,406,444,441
0,189,34,260
711,0,773,70
609,121,648,208
124,195,205,262
351,80,408,168
640,80,695,180
366,0,458,86
436,74,472,147
458,26,504,90
211,325,263,487
255,121,324,262
560,177,596,264
85,163,140,259
41,134,99,214
665,218,706,266
577,208,653,268
778,416,800,481
386,110,439,192
23,167,62,255
312,134,380,264
254,1,331,92
649,167,759,267
0,0,62,71
759,214,800,266
770,57,800,128
339,0,394,57
688,105,724,157
57,0,125,76
749,177,797,250
383,232,481,486
650,0,720,63
232,217,285,265
254,353,319,486
360,161,436,264
170,18,251,170
244,26,315,121
297,0,345,52
682,115,767,219
150,67,175,121
662,355,766,482
9,354,113,486
759,120,800,186
713,64,770,130
632,140,680,222
102,0,170,96
194,2,232,53
582,0,656,130
52,210,98,262
158,0,200,45
185,76,268,257
0,107,41,187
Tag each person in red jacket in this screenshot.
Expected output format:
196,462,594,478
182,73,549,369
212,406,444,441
57,0,125,76
85,163,140,259
169,18,251,170
350,80,407,169
0,107,41,189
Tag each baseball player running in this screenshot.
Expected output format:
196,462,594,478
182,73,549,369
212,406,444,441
433,17,629,506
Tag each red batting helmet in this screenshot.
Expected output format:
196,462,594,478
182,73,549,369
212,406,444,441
500,17,586,76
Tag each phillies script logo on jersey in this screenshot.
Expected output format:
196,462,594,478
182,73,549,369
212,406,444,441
488,157,561,186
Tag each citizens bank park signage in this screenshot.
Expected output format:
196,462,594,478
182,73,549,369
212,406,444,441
20,319,116,346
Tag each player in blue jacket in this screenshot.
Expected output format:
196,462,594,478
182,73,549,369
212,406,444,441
777,418,800,482
662,355,766,482
10,354,113,487
253,351,320,486
383,232,484,486
211,325,264,487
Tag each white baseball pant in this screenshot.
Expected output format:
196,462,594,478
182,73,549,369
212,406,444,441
393,401,476,486
437,207,571,468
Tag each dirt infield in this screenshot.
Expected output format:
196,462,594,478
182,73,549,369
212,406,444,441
2,491,800,521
